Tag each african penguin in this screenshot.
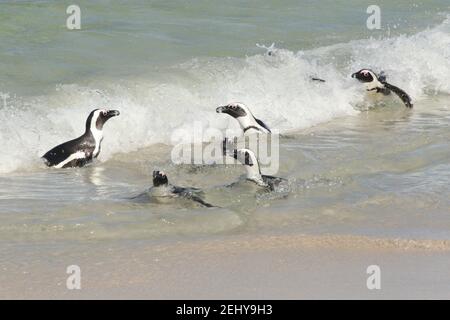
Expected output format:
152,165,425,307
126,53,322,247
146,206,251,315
352,69,413,108
42,108,120,168
148,170,215,207
216,102,271,135
222,138,285,191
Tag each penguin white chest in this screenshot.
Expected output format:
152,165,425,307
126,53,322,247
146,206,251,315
91,128,104,158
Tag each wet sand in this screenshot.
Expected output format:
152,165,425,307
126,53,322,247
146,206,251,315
2,233,450,299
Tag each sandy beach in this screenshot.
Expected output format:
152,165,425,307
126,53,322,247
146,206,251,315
2,233,450,299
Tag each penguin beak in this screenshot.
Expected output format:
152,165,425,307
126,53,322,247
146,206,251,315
351,72,364,82
106,110,120,118
217,106,233,116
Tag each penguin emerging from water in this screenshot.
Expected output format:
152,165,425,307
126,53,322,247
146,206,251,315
148,170,215,207
216,102,271,135
222,138,285,191
42,108,120,168
351,69,413,108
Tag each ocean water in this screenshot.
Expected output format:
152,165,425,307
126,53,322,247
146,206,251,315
0,1,449,249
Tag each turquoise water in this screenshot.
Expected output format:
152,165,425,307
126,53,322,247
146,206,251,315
0,0,448,95
0,1,449,244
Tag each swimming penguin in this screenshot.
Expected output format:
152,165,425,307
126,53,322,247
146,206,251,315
216,102,271,135
351,69,413,108
222,139,284,191
148,170,215,207
42,108,120,168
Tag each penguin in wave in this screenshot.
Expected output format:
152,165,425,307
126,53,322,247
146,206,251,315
216,102,271,135
42,108,120,168
352,69,413,108
222,138,285,191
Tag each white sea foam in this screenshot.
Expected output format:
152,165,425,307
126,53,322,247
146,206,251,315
0,16,449,173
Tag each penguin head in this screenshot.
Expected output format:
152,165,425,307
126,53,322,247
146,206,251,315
86,108,120,132
152,170,169,187
351,69,378,83
216,102,249,118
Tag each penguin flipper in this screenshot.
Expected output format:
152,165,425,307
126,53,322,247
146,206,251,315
128,192,149,201
255,118,271,133
225,181,240,188
382,82,413,108
189,195,217,208
172,186,216,208
172,186,203,196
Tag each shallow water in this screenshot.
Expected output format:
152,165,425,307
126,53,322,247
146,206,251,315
0,2,449,255
0,97,449,244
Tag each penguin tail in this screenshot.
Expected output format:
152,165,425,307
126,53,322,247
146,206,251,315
41,156,51,167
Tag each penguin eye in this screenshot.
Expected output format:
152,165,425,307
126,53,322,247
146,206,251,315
101,110,107,116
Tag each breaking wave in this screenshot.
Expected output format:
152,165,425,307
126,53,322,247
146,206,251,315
0,15,449,173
